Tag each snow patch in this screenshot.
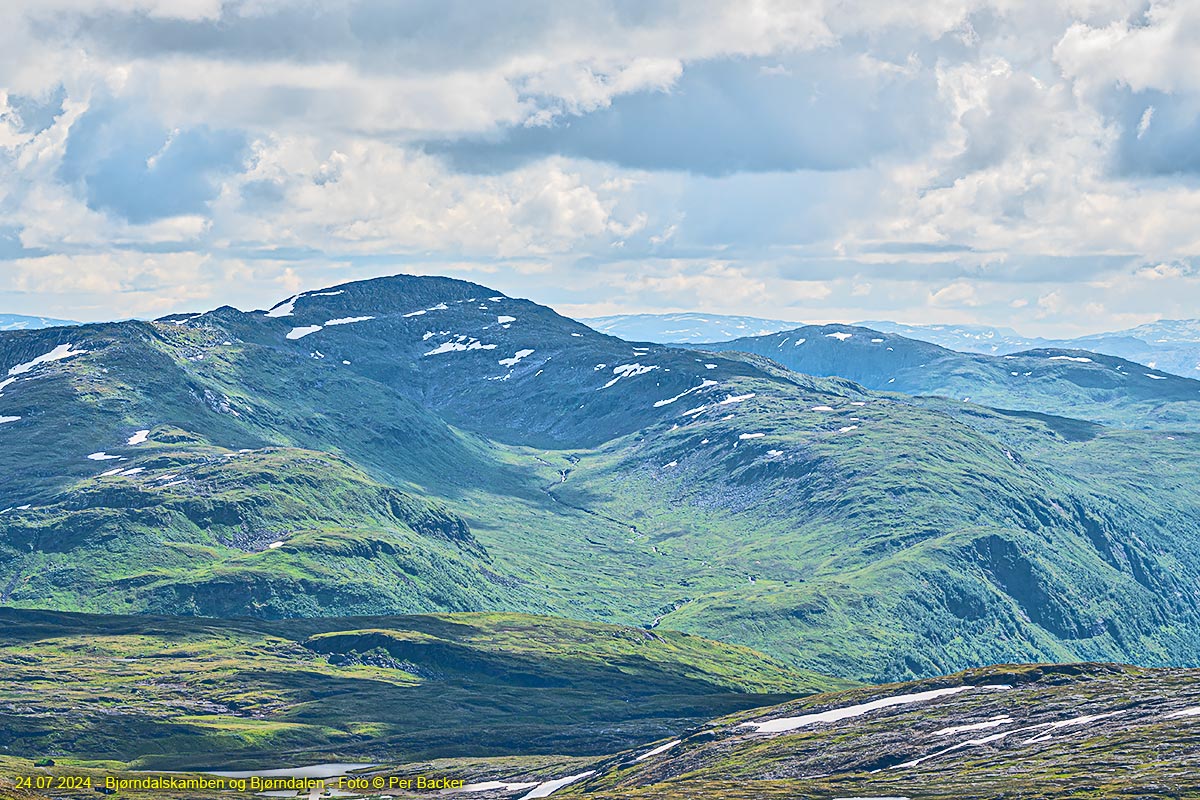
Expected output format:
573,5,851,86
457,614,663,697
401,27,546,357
740,433,765,439
265,295,299,317
458,781,539,794
424,338,498,356
325,316,374,326
1167,707,1200,719
1049,355,1093,363
1146,373,1167,380
654,379,718,407
98,467,123,476
811,405,834,412
826,332,853,341
636,740,682,761
767,449,783,456
119,467,145,476
87,452,122,461
704,363,718,369
717,393,755,405
499,349,535,367
286,325,322,339
602,363,658,389
127,430,150,445
519,771,595,799
268,541,284,549
794,338,806,346
1023,711,1125,744
932,716,1013,736
497,315,516,324
743,686,976,734
838,425,859,432
402,309,427,317
0,415,19,424
7,343,89,376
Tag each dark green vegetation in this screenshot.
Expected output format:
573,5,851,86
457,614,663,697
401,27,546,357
2,274,1200,686
696,323,1200,430
0,608,842,770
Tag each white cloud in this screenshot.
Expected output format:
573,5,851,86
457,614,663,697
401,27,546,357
0,0,1198,336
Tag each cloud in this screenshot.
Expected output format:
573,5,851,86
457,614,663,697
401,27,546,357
929,280,980,307
58,98,247,224
0,0,1198,338
429,52,944,176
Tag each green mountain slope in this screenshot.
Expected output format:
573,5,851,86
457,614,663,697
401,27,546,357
3,274,1200,686
694,323,1200,430
0,608,844,770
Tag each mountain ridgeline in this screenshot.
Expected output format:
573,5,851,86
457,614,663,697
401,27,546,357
691,323,1200,431
589,311,1200,378
2,274,1200,685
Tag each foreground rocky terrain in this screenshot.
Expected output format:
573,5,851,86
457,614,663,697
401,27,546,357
5,662,1199,799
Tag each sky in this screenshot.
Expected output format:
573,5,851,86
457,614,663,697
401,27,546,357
1,1,1199,336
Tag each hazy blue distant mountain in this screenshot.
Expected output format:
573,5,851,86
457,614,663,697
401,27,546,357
695,323,1200,431
587,312,1200,378
864,319,1200,377
0,313,78,331
584,312,801,343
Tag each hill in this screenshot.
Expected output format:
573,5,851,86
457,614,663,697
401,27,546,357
2,274,1200,686
538,662,1200,799
0,608,842,771
694,323,1200,430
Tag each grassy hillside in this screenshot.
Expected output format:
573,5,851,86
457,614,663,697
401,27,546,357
3,274,1200,686
0,608,844,771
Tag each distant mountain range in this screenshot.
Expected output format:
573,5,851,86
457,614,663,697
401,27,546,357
693,323,1200,431
587,313,1200,377
0,314,78,332
585,312,803,343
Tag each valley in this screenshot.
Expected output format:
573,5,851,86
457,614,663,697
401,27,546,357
3,276,1200,684
3,274,1200,798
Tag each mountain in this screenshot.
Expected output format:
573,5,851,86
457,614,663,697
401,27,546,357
586,313,1200,379
864,319,1200,378
0,314,78,332
3,274,1200,687
693,323,1200,431
583,313,801,344
0,607,843,770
